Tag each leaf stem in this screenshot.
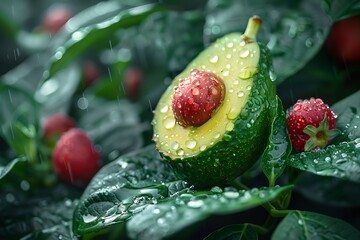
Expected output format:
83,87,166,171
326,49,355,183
248,223,269,235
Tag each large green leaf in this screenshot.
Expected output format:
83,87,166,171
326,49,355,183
0,157,27,180
322,0,360,22
127,185,291,240
261,96,292,186
287,140,360,183
205,0,331,83
296,173,360,207
73,145,292,238
45,4,163,79
204,224,258,240
0,185,80,239
272,211,360,240
331,90,360,142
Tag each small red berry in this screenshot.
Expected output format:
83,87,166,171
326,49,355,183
43,113,75,145
124,67,143,98
52,129,101,187
326,15,360,63
172,69,225,127
43,6,73,34
286,98,340,152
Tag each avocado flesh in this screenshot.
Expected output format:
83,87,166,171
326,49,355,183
153,33,260,159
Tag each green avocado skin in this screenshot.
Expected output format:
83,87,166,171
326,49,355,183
161,43,276,188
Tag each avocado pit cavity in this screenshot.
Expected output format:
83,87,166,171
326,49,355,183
172,69,225,127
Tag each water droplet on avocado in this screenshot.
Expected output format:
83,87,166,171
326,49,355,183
240,40,246,46
214,133,221,139
226,54,232,59
223,70,229,76
164,117,176,129
227,42,234,48
237,91,245,97
172,141,179,150
227,108,238,120
246,85,252,91
233,80,239,85
226,64,231,69
239,49,250,58
226,122,234,131
200,145,206,151
177,149,184,156
210,55,219,63
160,105,169,113
186,140,197,149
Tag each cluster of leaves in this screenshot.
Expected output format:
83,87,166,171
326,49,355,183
0,0,359,239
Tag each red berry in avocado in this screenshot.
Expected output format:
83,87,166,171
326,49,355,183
43,6,73,34
52,129,101,187
171,69,225,127
286,98,339,152
43,113,75,144
326,15,360,63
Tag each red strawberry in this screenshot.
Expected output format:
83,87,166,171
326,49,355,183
286,98,340,152
52,129,101,187
43,113,75,145
43,6,73,34
171,69,225,127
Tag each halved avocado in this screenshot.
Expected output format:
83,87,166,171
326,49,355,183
152,16,276,188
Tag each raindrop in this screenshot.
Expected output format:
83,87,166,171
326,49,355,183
341,153,347,158
298,219,304,225
227,42,234,48
20,180,30,191
213,133,221,139
211,186,223,193
83,214,98,223
186,140,197,149
5,193,15,203
259,192,265,198
164,117,176,129
222,70,229,76
71,31,85,41
239,49,250,58
305,38,313,47
200,145,206,151
325,156,331,163
227,108,238,120
226,54,232,59
77,97,89,110
313,159,319,164
300,152,307,159
238,91,245,97
177,149,185,156
233,80,239,85
246,85,252,91
172,141,179,150
269,69,277,82
224,191,239,199
54,51,63,60
210,55,219,63
240,40,246,46
153,208,161,214
187,199,204,208
226,122,234,131
226,64,231,69
160,105,169,113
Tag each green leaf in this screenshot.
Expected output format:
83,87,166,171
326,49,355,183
127,185,292,240
204,224,258,240
0,157,27,180
205,0,331,83
261,96,292,186
331,90,360,142
322,0,360,22
296,173,360,207
73,145,292,237
0,185,80,239
272,211,360,240
287,140,360,183
45,4,163,79
72,145,184,235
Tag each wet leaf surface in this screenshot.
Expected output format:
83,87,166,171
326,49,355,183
204,224,258,240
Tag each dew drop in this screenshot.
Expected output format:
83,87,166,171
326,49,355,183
224,191,239,199
237,91,245,97
186,140,197,149
226,64,231,69
192,87,200,96
246,85,252,91
160,105,169,113
239,49,250,58
240,40,246,46
187,199,204,208
153,208,161,214
223,70,229,76
226,54,232,59
214,132,221,139
233,80,239,85
83,214,98,223
164,117,176,129
341,153,347,158
313,159,319,164
227,108,238,120
200,145,206,151
227,42,234,48
172,141,179,150
177,149,184,156
325,156,331,162
226,122,234,131
298,219,304,225
229,88,234,93
210,55,219,63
